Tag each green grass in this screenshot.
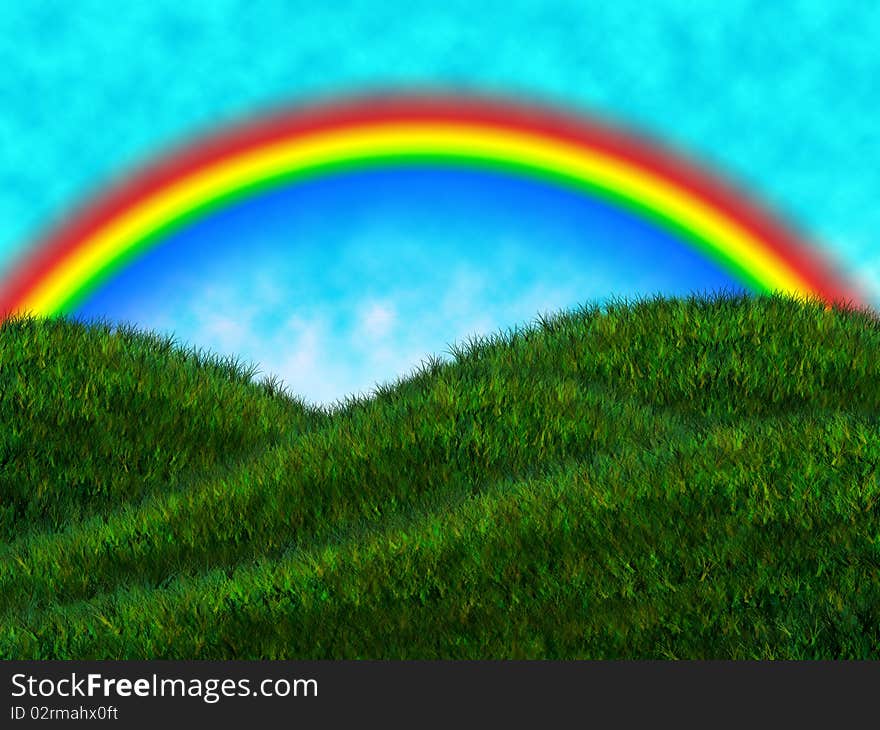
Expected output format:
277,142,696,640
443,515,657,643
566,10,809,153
1,289,879,659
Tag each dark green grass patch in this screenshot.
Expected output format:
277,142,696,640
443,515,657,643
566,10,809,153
1,290,879,658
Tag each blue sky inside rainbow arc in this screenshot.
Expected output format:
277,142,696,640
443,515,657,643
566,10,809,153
70,168,746,406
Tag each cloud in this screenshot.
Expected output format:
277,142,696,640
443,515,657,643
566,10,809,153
195,313,249,353
277,314,323,373
357,300,396,340
816,235,880,312
439,266,488,320
179,283,262,355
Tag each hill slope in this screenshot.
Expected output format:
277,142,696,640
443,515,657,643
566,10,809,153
1,291,879,659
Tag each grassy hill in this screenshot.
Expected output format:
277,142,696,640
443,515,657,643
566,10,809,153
1,290,879,659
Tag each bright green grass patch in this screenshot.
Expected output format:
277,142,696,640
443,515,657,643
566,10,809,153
1,290,879,658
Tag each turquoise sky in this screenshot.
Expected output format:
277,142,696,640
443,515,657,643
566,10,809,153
2,1,878,405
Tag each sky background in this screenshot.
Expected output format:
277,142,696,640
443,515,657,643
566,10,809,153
2,1,878,406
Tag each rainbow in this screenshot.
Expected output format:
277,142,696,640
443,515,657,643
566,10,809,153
0,94,867,319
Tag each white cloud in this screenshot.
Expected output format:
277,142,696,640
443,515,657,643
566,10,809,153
196,313,249,352
850,263,880,311
276,315,323,373
440,266,488,319
357,300,396,340
815,235,880,312
226,312,357,406
180,283,262,355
